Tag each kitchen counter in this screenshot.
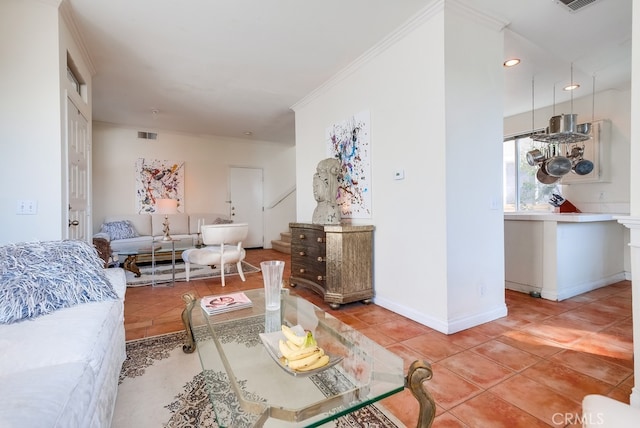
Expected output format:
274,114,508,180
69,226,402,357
504,212,626,301
503,212,620,222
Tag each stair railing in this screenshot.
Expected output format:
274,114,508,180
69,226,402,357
266,185,296,210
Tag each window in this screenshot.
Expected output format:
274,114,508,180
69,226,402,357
503,136,559,212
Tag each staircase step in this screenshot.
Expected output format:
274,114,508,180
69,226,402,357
271,239,291,254
280,231,291,244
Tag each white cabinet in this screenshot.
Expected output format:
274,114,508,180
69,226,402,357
504,213,625,300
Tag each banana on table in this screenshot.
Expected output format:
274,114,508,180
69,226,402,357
278,325,330,371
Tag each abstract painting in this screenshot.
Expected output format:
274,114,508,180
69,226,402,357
135,158,184,213
326,110,372,218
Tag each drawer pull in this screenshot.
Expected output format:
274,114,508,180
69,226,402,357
299,234,306,240
317,237,324,243
317,275,325,281
299,268,305,273
299,251,306,256
317,256,325,262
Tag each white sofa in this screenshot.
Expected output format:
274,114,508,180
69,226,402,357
0,241,127,428
94,212,232,258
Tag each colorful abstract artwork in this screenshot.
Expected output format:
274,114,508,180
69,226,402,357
326,110,372,218
135,158,185,213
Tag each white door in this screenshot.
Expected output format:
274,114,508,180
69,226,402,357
229,167,263,248
67,98,90,241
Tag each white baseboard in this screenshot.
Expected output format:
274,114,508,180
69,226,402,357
373,296,507,335
506,272,627,301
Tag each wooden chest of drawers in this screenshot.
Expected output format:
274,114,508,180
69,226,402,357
289,222,374,309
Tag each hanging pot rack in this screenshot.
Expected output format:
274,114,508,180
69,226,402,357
526,66,596,182
531,63,591,145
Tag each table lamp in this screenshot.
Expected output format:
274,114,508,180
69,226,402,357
156,198,179,241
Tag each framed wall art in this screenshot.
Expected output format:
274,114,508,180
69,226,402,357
325,110,372,219
135,158,185,213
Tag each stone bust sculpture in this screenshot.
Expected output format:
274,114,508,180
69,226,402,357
312,158,341,225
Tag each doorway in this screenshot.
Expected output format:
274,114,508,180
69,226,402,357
66,97,90,241
229,167,264,248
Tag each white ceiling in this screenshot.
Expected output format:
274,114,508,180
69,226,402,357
66,0,632,144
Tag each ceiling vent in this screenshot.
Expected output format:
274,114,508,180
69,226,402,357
137,131,158,140
556,0,599,12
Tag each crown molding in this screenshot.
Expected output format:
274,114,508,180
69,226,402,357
446,0,508,32
291,0,445,111
59,0,96,76
291,0,509,112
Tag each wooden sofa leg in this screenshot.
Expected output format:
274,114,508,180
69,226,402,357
406,359,436,428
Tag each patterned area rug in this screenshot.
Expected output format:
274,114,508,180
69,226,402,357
124,261,260,287
112,331,403,428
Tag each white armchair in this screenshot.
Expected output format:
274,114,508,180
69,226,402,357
582,395,640,427
181,223,249,287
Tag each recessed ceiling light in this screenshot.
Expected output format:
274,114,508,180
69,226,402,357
503,58,521,67
244,131,253,136
564,84,580,91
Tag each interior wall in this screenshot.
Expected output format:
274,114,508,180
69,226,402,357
443,6,507,327
0,0,63,245
91,123,296,248
293,3,507,333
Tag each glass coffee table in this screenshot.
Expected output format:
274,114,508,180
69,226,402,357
117,237,194,286
181,289,435,427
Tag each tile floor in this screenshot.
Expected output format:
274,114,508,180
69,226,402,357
122,249,634,427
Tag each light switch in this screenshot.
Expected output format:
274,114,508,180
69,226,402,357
16,199,37,215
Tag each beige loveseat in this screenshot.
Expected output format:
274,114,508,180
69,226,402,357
94,213,232,266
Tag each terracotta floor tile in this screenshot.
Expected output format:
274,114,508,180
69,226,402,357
504,305,553,323
432,412,468,427
444,329,493,349
549,349,633,386
464,321,511,338
401,334,465,362
522,322,586,346
471,339,541,372
350,306,404,325
121,250,634,428
356,326,397,346
521,359,612,403
603,318,634,341
570,333,634,366
607,384,633,404
497,330,564,358
549,310,618,331
449,391,551,428
438,350,515,389
489,375,581,426
491,315,532,331
386,343,433,371
375,318,432,342
426,363,483,410
380,388,421,427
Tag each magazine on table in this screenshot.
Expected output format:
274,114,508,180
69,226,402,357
200,292,253,315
